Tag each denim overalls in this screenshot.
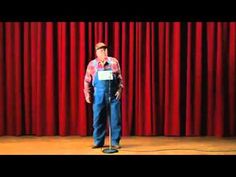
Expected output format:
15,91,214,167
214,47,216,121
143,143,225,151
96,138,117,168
92,57,121,146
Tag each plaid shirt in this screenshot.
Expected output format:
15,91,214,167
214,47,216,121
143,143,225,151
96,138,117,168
84,57,123,99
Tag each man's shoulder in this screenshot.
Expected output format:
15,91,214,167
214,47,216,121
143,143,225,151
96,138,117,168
88,59,97,66
109,57,119,64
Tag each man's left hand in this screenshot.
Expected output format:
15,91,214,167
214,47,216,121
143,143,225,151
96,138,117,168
115,89,122,100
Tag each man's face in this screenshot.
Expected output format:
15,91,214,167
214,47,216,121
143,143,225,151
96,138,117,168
96,48,108,59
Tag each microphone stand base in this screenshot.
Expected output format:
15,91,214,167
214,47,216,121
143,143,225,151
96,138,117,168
102,148,119,154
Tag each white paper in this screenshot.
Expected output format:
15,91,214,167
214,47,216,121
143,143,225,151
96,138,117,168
98,71,113,80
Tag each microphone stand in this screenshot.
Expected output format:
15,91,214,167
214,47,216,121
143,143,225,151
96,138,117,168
102,72,118,154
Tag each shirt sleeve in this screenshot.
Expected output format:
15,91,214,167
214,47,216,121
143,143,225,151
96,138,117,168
116,60,124,90
84,62,93,99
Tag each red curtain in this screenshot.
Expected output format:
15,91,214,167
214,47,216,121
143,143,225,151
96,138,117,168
0,22,235,137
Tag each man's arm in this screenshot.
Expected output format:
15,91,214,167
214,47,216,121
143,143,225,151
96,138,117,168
117,61,123,90
84,63,93,103
115,59,123,100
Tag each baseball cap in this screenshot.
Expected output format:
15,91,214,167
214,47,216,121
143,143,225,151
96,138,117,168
95,42,108,50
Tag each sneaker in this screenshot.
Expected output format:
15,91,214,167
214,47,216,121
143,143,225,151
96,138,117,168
112,145,121,149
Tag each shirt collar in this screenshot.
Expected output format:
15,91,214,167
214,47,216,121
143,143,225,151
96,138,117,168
96,57,109,64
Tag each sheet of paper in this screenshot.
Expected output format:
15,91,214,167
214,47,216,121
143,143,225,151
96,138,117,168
98,71,113,80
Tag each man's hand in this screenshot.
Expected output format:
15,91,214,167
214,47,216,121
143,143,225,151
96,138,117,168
85,96,92,104
115,89,122,100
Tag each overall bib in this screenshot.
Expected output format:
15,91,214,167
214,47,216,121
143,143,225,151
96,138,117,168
92,58,121,146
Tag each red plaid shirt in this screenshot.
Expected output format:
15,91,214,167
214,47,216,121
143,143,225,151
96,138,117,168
84,57,123,99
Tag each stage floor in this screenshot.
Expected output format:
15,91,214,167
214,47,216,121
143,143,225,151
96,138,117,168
0,136,236,155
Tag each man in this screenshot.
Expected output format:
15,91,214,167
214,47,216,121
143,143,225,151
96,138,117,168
84,42,123,149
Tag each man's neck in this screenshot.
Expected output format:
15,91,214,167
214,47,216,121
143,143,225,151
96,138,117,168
97,56,108,62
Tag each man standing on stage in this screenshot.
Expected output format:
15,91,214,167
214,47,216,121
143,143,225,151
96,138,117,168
84,42,123,149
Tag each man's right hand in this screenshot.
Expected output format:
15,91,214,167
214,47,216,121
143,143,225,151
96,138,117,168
85,96,92,104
